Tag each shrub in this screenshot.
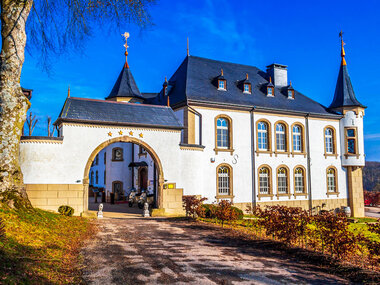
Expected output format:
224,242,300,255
202,204,217,218
58,205,74,217
215,200,239,227
231,206,244,220
182,196,207,219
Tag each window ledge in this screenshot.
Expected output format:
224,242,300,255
274,151,290,157
111,159,124,162
324,153,338,159
215,195,234,200
214,148,234,155
291,152,307,158
326,192,340,197
257,194,274,200
255,150,272,157
217,88,227,91
294,193,308,197
276,193,291,199
180,144,205,151
344,154,360,159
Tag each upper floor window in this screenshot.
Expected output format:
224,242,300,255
139,145,147,157
217,164,232,196
288,89,294,99
243,83,251,94
276,123,286,151
277,167,288,194
294,167,305,194
267,87,273,96
258,122,269,151
292,125,302,152
258,167,271,195
327,167,337,193
345,128,358,155
324,127,336,155
112,147,123,161
216,117,229,148
218,80,226,90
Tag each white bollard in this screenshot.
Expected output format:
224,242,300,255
97,203,104,218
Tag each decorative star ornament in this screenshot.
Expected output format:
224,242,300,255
108,132,112,137
118,130,123,135
139,133,143,138
129,131,133,136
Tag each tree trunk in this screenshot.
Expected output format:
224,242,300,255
0,0,33,209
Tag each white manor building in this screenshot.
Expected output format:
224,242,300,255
19,35,366,216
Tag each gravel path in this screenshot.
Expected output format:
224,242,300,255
81,218,356,285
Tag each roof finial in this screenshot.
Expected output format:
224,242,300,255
187,37,189,56
289,80,292,86
167,93,170,107
246,73,249,80
339,30,346,66
269,76,272,83
122,32,130,68
67,85,70,98
221,68,224,76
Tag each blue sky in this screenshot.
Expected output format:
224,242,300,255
21,0,380,160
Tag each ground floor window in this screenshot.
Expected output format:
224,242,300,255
259,167,270,195
217,164,232,196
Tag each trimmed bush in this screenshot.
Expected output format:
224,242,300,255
58,205,74,217
231,206,244,220
182,196,207,218
202,204,243,220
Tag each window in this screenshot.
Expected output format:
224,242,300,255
139,145,147,157
276,123,286,151
217,118,229,148
258,167,271,195
104,152,106,164
258,122,269,151
345,128,358,155
90,171,94,185
294,167,305,194
267,87,273,96
112,147,123,161
324,127,336,156
95,171,98,184
95,154,99,165
243,83,251,94
327,167,337,193
292,125,302,152
104,170,106,184
277,167,288,194
218,80,226,90
217,165,231,196
288,90,294,99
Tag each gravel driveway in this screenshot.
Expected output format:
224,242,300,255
81,217,368,285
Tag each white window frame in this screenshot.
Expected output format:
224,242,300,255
293,125,302,152
218,166,230,195
295,168,304,194
259,168,269,194
258,122,268,151
277,168,288,194
276,124,286,151
327,168,336,193
325,128,333,154
217,118,229,149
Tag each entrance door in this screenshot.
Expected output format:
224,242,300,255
139,168,148,190
112,181,124,201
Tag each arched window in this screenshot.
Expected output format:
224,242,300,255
90,171,94,185
258,167,271,195
325,128,334,154
258,122,269,151
276,123,287,151
217,164,232,197
277,167,288,194
215,115,233,153
95,171,99,184
294,167,305,194
217,118,229,148
327,167,337,193
292,125,302,152
112,147,123,161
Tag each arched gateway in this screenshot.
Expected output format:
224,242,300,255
83,136,165,210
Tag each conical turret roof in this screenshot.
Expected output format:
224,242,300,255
106,66,143,100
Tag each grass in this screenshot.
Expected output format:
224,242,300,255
0,208,96,284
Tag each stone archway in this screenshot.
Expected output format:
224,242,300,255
82,136,165,212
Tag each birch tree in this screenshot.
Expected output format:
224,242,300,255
0,0,154,209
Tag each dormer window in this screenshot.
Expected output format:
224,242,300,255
267,87,273,96
267,76,275,97
287,81,294,99
243,83,251,94
218,80,226,90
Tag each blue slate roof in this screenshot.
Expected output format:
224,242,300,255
329,64,365,109
106,66,144,100
149,56,340,117
55,97,182,129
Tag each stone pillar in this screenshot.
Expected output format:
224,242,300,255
347,166,365,217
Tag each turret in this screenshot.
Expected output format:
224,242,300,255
330,31,366,217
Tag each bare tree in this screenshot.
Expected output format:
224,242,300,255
47,116,55,137
25,112,38,136
0,0,155,209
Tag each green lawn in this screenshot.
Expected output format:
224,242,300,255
0,208,96,284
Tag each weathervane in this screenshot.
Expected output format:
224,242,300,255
122,32,130,68
339,30,346,66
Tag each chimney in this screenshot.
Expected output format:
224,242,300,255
266,63,288,87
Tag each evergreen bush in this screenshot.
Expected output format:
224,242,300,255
58,205,74,217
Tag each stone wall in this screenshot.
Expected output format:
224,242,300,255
26,184,84,215
347,166,365,217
